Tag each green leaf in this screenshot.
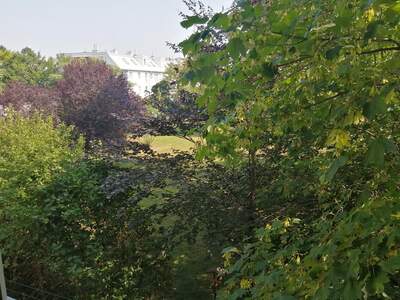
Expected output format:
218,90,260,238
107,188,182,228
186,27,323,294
249,48,258,59
228,289,247,300
364,95,387,119
327,129,351,149
391,2,400,13
371,271,389,294
336,4,353,28
380,256,400,274
344,280,362,300
228,38,246,59
183,70,195,82
364,20,383,41
314,286,330,300
261,63,278,79
366,138,386,167
383,138,397,153
322,156,348,182
325,45,342,60
273,295,297,300
178,33,201,55
210,13,231,30
197,66,214,81
180,16,209,29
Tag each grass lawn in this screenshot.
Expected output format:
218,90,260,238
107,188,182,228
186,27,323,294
138,135,197,154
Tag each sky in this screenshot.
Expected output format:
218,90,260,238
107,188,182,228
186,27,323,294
0,0,233,58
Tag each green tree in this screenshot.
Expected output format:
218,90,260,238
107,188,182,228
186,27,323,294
146,62,208,142
179,0,400,298
0,46,60,90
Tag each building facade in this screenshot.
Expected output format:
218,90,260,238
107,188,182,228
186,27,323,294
63,50,173,96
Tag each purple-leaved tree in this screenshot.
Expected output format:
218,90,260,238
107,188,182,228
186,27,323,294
57,59,145,144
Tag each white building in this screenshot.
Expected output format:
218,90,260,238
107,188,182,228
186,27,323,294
63,49,174,96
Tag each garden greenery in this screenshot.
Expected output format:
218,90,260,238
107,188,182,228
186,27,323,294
178,0,400,298
1,0,399,299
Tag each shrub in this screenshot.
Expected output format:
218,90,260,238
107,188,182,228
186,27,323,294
0,81,60,118
28,159,172,299
0,111,84,295
0,114,173,299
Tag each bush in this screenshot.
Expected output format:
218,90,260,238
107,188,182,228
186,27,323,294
0,111,84,297
0,111,83,230
28,159,173,299
0,81,60,118
0,113,173,299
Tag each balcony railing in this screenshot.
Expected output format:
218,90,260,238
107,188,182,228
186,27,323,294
0,252,15,300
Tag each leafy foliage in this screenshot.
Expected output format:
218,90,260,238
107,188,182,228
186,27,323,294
30,160,172,299
0,111,84,288
179,0,400,298
2,0,400,299
0,46,60,90
146,62,207,140
100,150,253,299
0,113,173,300
0,81,60,117
58,59,145,144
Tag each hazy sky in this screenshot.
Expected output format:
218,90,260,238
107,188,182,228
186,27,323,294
1,0,233,58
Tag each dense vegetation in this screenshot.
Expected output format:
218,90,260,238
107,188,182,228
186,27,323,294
0,46,61,89
178,0,400,298
0,51,143,145
0,0,399,299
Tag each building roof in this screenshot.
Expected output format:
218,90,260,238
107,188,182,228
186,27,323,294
63,50,177,73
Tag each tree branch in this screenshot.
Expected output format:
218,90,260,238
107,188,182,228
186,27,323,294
276,56,312,68
360,46,400,55
303,92,346,109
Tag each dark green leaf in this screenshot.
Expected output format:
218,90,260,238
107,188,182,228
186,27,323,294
364,20,383,41
228,38,246,59
323,156,348,182
383,138,397,153
381,256,400,274
367,138,386,167
181,16,209,29
325,45,342,60
344,280,362,300
261,63,278,79
364,96,387,119
178,33,201,55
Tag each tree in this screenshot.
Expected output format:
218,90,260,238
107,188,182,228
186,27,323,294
179,0,400,298
57,59,145,144
0,81,60,117
146,62,207,141
0,46,60,90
